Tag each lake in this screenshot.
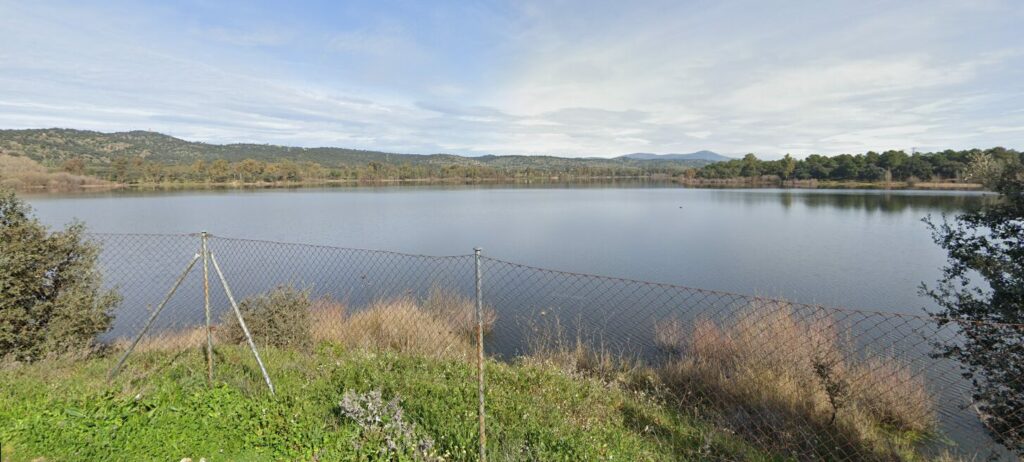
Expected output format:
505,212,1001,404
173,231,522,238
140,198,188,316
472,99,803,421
21,184,1011,457
24,184,989,316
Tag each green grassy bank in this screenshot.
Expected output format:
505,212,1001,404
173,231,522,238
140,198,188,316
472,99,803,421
0,345,768,461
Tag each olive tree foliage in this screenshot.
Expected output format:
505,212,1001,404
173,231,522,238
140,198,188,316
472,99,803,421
922,163,1024,454
0,190,120,361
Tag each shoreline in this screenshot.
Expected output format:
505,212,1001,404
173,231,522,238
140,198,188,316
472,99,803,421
11,176,986,195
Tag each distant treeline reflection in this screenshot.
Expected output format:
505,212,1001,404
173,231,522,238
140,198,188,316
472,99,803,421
773,190,991,213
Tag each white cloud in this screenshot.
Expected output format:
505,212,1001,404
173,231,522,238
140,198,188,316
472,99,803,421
981,125,1024,133
0,0,1022,158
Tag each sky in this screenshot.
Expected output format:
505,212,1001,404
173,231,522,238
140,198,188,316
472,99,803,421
1,0,1022,159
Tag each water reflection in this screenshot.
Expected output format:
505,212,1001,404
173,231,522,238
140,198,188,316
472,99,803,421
703,189,991,213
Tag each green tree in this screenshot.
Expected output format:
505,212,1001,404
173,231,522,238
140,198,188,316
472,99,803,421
878,150,908,171
895,154,933,181
780,154,797,180
740,153,761,177
831,154,860,180
922,166,1024,454
803,154,834,179
0,190,120,361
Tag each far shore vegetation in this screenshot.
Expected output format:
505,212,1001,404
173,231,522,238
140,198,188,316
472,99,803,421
3,128,1021,193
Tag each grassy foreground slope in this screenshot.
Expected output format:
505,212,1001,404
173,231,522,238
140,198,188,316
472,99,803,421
0,345,766,461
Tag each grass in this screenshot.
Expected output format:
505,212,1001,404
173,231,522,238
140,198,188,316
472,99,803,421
422,286,498,340
318,296,475,360
0,345,772,461
131,290,494,362
3,295,768,461
3,296,944,461
522,310,940,460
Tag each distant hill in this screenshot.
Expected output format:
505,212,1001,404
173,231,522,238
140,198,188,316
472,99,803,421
0,128,717,170
620,151,731,162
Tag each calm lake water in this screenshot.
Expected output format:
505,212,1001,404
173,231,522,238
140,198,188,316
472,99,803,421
25,184,989,315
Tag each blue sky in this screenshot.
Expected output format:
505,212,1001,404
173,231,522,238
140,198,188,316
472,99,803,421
1,0,1022,158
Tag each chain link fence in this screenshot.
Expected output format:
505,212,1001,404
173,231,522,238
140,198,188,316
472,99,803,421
87,232,1023,461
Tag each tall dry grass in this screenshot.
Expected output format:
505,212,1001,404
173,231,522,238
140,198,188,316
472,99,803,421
0,154,109,191
116,290,482,361
523,313,656,389
112,326,213,354
317,296,474,360
421,285,496,339
656,302,935,460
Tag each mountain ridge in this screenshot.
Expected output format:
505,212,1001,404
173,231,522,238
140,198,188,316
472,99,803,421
619,151,732,162
0,128,722,169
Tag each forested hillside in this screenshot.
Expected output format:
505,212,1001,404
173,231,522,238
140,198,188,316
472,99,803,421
0,128,709,183
1,128,1018,187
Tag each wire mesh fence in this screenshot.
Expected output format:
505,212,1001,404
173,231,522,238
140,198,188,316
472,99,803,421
86,232,1023,461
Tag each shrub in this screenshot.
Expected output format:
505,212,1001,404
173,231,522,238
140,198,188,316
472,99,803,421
0,190,119,361
220,285,313,351
923,164,1024,454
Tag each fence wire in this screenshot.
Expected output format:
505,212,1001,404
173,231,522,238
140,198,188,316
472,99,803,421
86,233,1023,461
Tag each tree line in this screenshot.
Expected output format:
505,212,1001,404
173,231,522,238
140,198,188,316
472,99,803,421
693,148,1022,183
65,157,685,184
51,147,1024,185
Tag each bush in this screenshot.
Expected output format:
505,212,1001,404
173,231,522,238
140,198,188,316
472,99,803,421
220,285,313,351
0,190,119,361
924,164,1024,453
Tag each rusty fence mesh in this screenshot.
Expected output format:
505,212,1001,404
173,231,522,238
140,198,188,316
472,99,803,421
86,233,1023,461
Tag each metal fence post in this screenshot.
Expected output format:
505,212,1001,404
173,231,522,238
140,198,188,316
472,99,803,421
474,247,487,462
201,231,214,384
210,252,276,395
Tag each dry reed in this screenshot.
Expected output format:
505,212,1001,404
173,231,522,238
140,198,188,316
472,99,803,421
111,291,477,361
0,154,109,191
421,285,496,339
657,302,935,460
